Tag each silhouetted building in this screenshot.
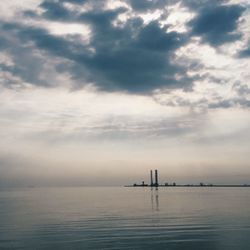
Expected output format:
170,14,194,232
155,169,159,187
150,170,153,186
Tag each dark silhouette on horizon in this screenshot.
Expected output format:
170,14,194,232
126,170,250,188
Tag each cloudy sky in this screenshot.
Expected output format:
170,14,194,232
0,0,250,187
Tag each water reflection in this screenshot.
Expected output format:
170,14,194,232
150,187,159,211
1,187,250,250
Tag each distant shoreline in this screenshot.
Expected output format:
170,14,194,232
124,184,250,188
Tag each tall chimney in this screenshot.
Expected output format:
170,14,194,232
150,170,153,186
155,169,159,187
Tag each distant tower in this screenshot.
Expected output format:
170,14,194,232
150,170,153,186
155,169,159,187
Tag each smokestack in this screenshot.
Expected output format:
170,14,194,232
155,169,159,187
150,170,153,186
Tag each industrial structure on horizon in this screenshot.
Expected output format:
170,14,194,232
125,170,250,188
151,169,158,187
131,169,159,187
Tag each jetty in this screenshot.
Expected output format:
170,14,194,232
125,169,250,188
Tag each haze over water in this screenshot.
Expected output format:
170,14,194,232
1,187,250,250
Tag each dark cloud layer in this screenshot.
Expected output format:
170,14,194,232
239,40,250,57
77,9,190,92
189,4,245,46
239,48,250,57
40,1,73,20
127,0,227,12
1,7,192,93
0,0,248,94
127,0,167,11
0,23,52,87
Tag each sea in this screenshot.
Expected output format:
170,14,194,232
0,187,250,250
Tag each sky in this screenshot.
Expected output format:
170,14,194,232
0,0,250,187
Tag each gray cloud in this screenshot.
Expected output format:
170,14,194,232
125,1,246,47
40,0,74,21
239,40,250,57
1,4,193,93
76,12,191,92
181,0,226,10
0,0,249,94
188,4,245,46
154,90,250,110
127,0,167,12
239,48,250,57
0,25,50,87
61,0,87,3
126,0,227,12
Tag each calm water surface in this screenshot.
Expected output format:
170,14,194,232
0,187,250,249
